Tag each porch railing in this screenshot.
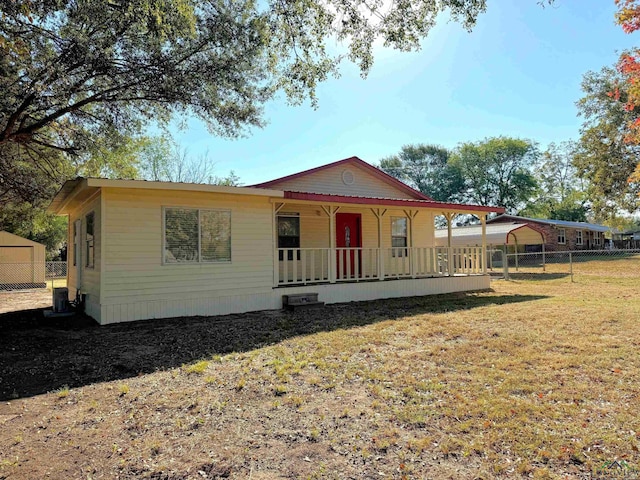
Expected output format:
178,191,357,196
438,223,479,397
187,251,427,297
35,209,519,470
277,246,485,286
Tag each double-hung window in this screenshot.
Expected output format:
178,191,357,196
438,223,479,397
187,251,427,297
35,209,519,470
391,217,408,257
164,207,231,263
557,228,566,245
594,231,601,246
576,230,583,246
277,213,300,261
85,212,95,268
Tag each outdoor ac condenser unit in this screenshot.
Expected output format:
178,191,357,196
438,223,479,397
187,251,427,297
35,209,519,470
53,287,69,313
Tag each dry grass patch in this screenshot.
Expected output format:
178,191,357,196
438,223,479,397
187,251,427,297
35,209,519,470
0,257,639,478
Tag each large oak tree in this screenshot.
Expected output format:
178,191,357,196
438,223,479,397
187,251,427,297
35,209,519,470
1,0,491,206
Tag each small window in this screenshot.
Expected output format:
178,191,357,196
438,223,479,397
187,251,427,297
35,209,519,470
391,217,408,257
576,230,583,246
594,231,601,246
164,207,231,263
73,221,78,266
278,214,300,261
557,228,566,245
85,212,95,268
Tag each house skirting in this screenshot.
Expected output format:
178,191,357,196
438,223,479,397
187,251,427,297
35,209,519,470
94,275,491,325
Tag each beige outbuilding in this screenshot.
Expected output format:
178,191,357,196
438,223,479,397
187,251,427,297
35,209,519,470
0,231,46,288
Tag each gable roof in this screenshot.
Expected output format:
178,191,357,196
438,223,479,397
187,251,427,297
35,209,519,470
487,214,610,232
251,156,433,201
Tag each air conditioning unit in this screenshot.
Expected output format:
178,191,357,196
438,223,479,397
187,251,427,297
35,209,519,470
53,287,69,313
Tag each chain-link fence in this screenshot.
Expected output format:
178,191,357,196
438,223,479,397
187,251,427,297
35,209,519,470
504,249,640,281
0,261,67,291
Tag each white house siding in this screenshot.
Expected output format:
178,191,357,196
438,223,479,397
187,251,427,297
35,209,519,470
99,188,276,324
67,193,102,319
270,163,417,199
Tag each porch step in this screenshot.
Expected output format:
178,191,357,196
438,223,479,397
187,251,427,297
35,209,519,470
282,293,324,311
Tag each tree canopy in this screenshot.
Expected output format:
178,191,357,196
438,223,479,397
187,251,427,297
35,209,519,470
451,137,539,214
574,66,640,219
0,0,496,207
379,144,464,202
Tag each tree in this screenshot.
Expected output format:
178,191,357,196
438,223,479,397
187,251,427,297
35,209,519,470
451,137,539,213
138,137,240,185
520,141,589,221
379,144,464,201
574,67,640,219
0,0,498,204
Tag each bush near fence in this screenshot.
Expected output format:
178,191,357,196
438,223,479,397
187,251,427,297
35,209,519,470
0,261,67,291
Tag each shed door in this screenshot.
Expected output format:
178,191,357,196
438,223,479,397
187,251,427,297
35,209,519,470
0,247,34,284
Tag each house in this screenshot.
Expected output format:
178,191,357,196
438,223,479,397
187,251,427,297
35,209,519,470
614,229,640,249
47,156,503,324
487,215,610,252
0,231,46,289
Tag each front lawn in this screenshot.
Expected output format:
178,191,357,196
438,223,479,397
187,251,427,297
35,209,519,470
1,260,639,479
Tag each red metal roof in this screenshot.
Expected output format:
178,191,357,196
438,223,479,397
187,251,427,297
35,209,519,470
251,156,434,201
283,191,505,213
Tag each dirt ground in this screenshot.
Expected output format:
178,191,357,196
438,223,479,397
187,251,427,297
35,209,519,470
0,288,54,314
1,267,639,479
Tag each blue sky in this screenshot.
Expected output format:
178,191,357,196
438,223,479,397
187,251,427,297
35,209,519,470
167,1,636,185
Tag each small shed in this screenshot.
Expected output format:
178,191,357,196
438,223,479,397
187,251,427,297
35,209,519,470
435,223,546,249
0,231,46,288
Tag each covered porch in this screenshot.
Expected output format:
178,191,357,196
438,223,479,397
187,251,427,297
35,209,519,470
271,192,501,287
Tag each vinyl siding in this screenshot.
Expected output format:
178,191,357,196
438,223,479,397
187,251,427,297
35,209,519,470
270,163,417,199
100,188,274,323
67,192,101,317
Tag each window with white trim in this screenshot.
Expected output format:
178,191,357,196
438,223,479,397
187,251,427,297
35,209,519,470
594,231,602,246
391,217,408,257
85,212,95,268
576,230,583,246
277,213,300,261
73,221,78,266
164,207,231,263
557,228,566,244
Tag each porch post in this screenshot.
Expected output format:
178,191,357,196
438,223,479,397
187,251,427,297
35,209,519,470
444,212,454,276
322,205,340,283
372,208,387,280
481,214,487,274
404,209,418,278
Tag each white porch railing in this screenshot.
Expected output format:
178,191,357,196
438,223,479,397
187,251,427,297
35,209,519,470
277,246,485,286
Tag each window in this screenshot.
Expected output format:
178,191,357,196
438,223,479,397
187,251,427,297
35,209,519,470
391,217,408,257
73,221,78,266
594,231,602,246
576,230,583,246
164,207,231,263
557,228,566,245
277,214,300,261
85,212,95,268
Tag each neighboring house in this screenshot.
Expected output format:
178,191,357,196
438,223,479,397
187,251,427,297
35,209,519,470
48,156,503,324
434,223,545,249
0,231,46,288
487,214,610,252
614,229,640,249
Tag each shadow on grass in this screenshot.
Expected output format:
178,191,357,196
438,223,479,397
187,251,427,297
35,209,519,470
507,273,570,281
0,291,548,400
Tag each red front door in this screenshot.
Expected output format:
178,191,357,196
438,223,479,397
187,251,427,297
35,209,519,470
335,213,362,278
